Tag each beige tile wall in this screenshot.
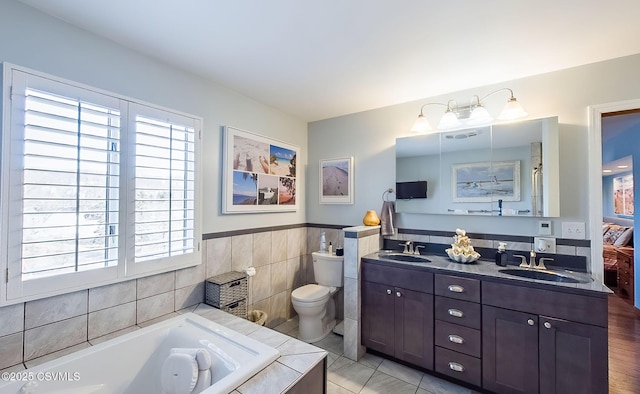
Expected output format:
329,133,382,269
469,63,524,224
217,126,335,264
205,226,344,330
0,266,205,370
0,225,345,372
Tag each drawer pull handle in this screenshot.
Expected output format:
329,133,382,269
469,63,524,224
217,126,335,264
448,335,465,344
387,289,392,295
448,309,464,318
527,319,535,326
229,281,241,287
544,322,552,329
448,285,465,293
227,302,239,309
449,362,465,372
396,291,402,297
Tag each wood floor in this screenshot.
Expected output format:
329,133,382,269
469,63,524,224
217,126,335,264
608,294,640,393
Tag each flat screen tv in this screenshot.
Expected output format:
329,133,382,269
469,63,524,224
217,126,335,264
396,181,427,199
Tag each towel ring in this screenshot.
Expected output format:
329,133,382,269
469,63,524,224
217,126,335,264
382,188,394,201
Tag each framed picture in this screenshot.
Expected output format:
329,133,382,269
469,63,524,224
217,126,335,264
613,174,634,216
222,126,299,213
319,157,354,204
452,160,520,203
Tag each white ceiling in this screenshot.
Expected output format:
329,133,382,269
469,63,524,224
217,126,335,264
18,0,640,122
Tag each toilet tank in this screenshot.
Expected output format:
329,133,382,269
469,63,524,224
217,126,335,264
311,252,344,287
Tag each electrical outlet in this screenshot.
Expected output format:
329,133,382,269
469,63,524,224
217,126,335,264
561,222,586,240
534,237,556,253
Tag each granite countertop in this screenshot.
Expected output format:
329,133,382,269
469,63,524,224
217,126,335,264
362,251,612,295
191,304,327,394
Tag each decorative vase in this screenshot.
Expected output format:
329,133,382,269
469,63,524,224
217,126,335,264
363,210,381,226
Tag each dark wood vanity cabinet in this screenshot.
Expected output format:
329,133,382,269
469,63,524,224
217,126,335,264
482,282,608,394
361,259,608,394
361,262,434,369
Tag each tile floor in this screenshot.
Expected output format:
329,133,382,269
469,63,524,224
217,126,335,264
273,318,478,394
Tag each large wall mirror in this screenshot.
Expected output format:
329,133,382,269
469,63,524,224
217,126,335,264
396,116,559,217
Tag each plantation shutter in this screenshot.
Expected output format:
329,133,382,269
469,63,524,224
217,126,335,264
20,88,121,280
132,106,197,266
4,64,201,302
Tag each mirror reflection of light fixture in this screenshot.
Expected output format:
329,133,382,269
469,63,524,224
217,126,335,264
410,88,528,133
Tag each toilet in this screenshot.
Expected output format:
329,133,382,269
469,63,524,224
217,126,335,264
291,251,344,343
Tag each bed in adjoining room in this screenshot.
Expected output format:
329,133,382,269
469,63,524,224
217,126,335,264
603,216,634,292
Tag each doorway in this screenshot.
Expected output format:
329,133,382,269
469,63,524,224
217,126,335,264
590,102,640,393
601,110,638,303
589,100,640,309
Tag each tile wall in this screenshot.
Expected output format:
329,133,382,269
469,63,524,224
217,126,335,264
0,262,205,370
0,225,345,371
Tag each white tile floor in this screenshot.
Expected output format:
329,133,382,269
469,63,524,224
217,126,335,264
273,317,479,394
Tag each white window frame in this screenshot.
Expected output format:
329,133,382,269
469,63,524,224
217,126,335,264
1,63,202,305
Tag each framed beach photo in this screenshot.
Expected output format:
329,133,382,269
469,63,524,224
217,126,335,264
452,160,520,203
319,157,354,204
222,126,299,213
613,174,634,216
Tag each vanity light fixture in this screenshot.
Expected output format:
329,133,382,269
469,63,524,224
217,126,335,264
410,88,528,133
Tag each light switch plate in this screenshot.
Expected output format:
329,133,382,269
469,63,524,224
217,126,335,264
538,220,552,235
561,222,586,239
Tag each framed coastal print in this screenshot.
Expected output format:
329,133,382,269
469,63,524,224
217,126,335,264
319,157,354,204
222,126,299,213
452,160,520,203
613,174,634,216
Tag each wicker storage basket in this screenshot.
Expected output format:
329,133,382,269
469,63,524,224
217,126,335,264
221,299,247,318
205,271,248,308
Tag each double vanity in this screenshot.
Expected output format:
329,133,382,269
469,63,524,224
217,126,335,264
361,251,609,394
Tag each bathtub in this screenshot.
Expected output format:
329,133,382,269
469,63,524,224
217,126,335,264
0,313,280,394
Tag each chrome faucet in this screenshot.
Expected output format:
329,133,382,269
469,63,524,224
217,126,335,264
403,241,414,254
414,245,425,255
514,251,554,270
514,251,539,269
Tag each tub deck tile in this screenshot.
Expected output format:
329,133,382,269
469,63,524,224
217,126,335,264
236,361,301,394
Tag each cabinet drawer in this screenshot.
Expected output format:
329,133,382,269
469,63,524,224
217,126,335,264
435,296,481,329
362,262,433,293
434,274,480,302
435,320,481,357
482,281,608,327
435,346,481,387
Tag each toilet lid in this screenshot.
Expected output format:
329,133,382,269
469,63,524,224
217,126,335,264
292,284,330,302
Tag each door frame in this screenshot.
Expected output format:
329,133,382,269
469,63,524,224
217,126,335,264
588,99,640,299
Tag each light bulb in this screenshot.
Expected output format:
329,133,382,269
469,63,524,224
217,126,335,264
437,111,461,130
410,114,432,133
467,106,492,125
497,98,528,121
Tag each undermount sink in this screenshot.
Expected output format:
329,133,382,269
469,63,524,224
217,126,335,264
499,268,590,284
377,252,431,263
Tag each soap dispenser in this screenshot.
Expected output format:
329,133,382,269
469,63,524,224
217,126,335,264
495,242,508,266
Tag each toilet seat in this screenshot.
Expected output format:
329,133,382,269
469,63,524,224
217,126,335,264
292,284,333,303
